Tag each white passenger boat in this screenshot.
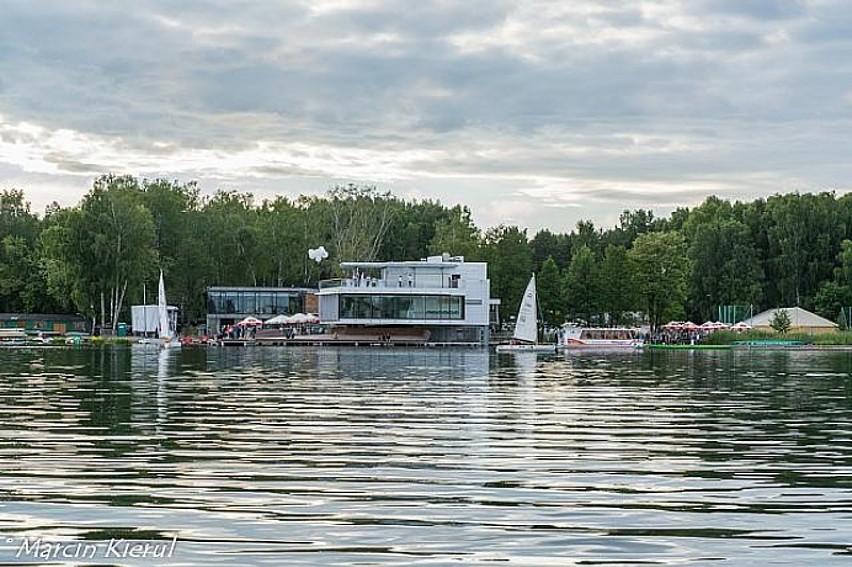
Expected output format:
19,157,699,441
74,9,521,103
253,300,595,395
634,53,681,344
496,274,557,353
559,325,644,349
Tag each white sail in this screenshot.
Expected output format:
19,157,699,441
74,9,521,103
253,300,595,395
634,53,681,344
157,271,173,342
512,274,538,343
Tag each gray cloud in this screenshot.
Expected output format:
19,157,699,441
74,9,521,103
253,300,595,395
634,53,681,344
697,0,807,20
1,1,852,233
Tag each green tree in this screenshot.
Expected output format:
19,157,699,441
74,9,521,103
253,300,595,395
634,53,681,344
38,206,80,314
764,192,844,308
327,184,395,265
537,256,564,327
254,197,303,286
530,229,571,270
0,189,48,312
598,244,635,325
629,231,689,331
607,209,655,248
813,281,850,323
381,199,450,261
770,309,791,334
565,245,599,324
836,239,852,285
43,175,157,329
428,205,481,260
571,220,601,257
200,190,260,285
811,239,852,324
292,194,336,285
483,225,533,323
687,219,762,321
140,179,203,321
0,236,36,311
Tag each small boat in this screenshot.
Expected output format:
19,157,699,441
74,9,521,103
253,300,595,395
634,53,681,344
559,325,644,349
0,328,27,344
496,274,556,353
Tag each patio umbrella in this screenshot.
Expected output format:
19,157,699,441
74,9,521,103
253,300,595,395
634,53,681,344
700,321,728,332
265,314,290,325
237,316,263,326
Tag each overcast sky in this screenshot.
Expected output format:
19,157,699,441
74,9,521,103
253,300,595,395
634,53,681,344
2,0,851,233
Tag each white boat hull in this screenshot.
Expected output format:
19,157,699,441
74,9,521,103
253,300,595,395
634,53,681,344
496,344,556,353
559,326,643,349
560,340,643,349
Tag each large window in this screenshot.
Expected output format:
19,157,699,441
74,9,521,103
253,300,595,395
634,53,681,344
339,294,463,320
257,293,275,314
207,290,305,315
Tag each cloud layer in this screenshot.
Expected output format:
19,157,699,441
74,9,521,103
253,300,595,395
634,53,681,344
1,0,851,231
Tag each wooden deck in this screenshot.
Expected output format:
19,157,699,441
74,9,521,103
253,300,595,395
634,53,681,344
256,332,429,347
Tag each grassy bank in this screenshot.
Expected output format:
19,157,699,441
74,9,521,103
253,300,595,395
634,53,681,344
703,329,852,346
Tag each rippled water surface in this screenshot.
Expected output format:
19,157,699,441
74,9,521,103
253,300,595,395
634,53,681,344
1,346,851,565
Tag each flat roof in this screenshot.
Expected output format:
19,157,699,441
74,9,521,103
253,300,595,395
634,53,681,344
0,313,88,321
207,286,316,292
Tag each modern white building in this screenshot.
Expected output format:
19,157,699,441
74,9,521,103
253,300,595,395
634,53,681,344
317,254,498,345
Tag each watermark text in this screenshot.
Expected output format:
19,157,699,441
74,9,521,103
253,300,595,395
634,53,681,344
9,536,178,561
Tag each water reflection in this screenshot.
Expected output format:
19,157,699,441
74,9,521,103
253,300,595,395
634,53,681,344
0,346,850,565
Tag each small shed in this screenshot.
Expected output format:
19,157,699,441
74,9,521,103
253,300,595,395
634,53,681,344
740,307,838,334
0,313,90,335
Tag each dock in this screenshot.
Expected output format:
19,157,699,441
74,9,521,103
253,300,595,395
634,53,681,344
209,329,480,348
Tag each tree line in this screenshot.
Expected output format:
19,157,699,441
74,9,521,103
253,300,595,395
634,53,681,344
3,175,852,332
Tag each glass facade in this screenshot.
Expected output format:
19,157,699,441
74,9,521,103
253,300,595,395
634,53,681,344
207,289,303,315
339,294,464,320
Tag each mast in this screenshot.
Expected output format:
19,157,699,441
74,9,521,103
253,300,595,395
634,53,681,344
158,271,171,341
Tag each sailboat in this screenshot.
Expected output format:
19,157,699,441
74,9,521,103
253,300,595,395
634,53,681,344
157,271,180,348
495,273,556,352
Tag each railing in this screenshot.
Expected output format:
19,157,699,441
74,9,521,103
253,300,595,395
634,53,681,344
319,279,346,289
319,278,466,290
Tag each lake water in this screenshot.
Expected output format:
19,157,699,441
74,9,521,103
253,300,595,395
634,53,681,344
0,346,851,566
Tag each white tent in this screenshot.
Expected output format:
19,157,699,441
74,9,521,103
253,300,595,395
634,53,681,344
739,307,837,333
131,304,177,335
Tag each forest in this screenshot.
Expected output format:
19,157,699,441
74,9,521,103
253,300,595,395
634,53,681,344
2,174,852,333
